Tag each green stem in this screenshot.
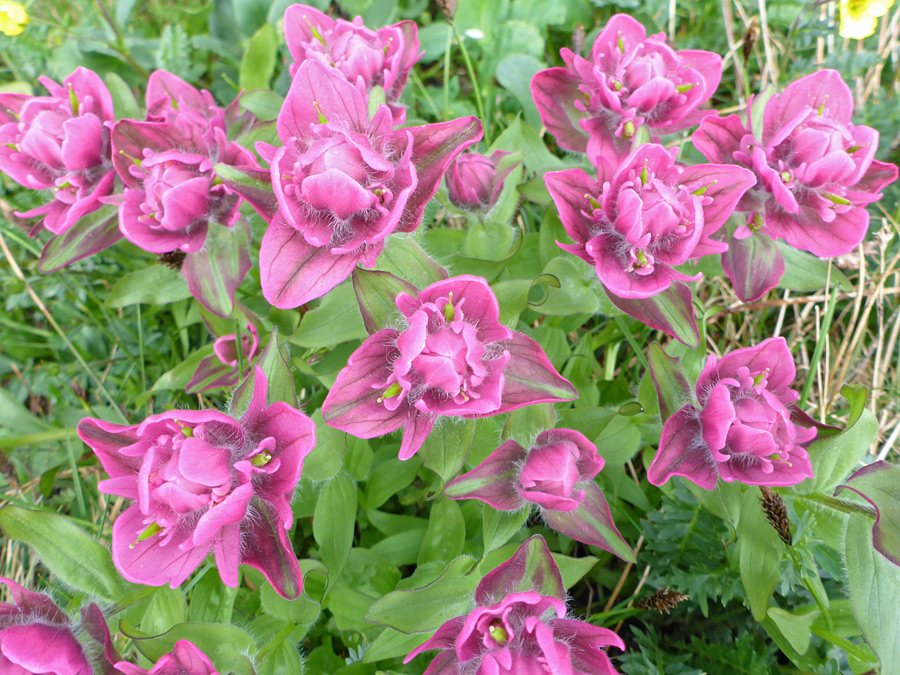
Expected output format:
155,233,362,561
256,622,296,662
614,315,650,373
800,493,876,518
136,304,146,395
799,274,838,408
409,69,440,119
0,428,78,450
448,21,488,142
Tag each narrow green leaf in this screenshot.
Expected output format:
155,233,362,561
418,498,465,566
739,488,783,621
105,265,191,308
419,418,476,487
313,471,357,594
483,507,529,554
240,24,277,91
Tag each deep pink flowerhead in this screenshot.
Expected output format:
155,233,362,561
77,367,316,598
111,119,254,255
0,579,118,674
445,430,633,560
260,59,481,308
545,143,756,299
693,69,898,258
648,337,817,489
144,70,251,138
446,150,522,212
284,3,421,124
0,67,116,235
532,14,721,167
116,640,217,675
187,322,260,393
405,536,623,675
322,275,576,460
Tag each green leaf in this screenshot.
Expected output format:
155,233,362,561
0,506,137,604
240,90,285,122
837,461,900,565
188,567,238,624
686,480,742,530
798,385,877,494
419,418,476,487
106,265,192,308
291,281,368,349
552,552,598,589
260,582,320,625
0,389,52,434
105,72,140,121
141,587,186,636
418,498,465,566
845,514,900,673
128,621,257,672
256,641,304,675
362,628,429,664
536,257,601,316
351,268,418,334
375,235,449,289
313,471,358,594
240,24,277,91
365,456,421,510
501,403,556,441
231,328,298,417
647,342,694,420
739,488,783,621
304,411,347,481
777,243,852,293
767,607,819,655
496,54,546,129
150,345,215,393
483,507,529,554
365,556,478,634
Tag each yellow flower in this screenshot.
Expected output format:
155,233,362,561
840,0,896,39
0,0,28,36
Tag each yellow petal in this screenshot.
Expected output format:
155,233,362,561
0,0,28,36
841,0,897,38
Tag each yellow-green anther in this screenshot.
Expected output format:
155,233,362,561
442,292,455,322
846,145,863,154
585,193,601,211
306,17,326,46
212,176,223,186
634,249,648,267
817,96,828,116
623,120,635,139
692,181,716,196
4,142,15,150
752,368,769,387
617,32,625,52
119,149,142,167
177,422,193,438
780,170,791,183
824,192,852,206
611,80,623,91
378,382,403,402
675,83,696,94
383,37,393,54
131,522,162,549
749,213,763,232
58,181,72,190
489,623,509,647
251,451,273,467
639,162,649,185
313,101,328,124
68,84,79,116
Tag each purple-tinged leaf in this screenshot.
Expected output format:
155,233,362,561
605,282,700,348
542,483,635,562
213,162,278,223
182,219,251,318
648,343,694,420
375,235,449,289
241,498,303,599
38,204,122,273
260,216,362,309
498,332,578,411
185,356,237,394
647,405,718,489
530,68,589,154
401,116,483,232
837,461,900,566
475,534,566,605
231,328,298,420
352,268,419,334
720,227,785,303
444,439,527,510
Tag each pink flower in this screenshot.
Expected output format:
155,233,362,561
648,337,817,489
405,536,623,675
446,150,522,212
0,579,118,675
532,14,721,168
115,640,217,675
693,69,898,259
0,67,116,236
284,3,421,124
545,143,756,299
321,275,576,460
259,60,481,308
187,322,260,393
145,71,253,139
77,367,316,598
445,430,633,560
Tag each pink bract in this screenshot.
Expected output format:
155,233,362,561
77,367,316,599
284,3,421,124
692,69,898,258
187,322,260,393
0,579,118,675
0,67,116,236
545,143,756,299
259,59,481,309
321,275,576,460
115,640,217,675
648,337,817,489
405,537,624,675
446,150,522,212
532,14,721,168
444,429,633,560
